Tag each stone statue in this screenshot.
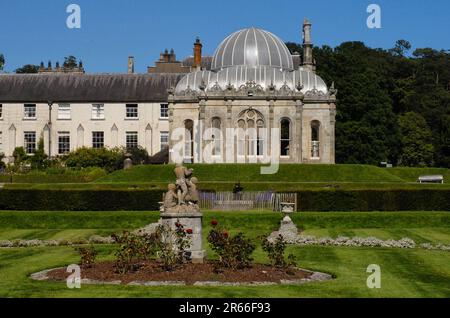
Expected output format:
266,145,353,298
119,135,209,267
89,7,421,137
163,184,178,209
186,177,199,204
174,164,194,205
160,164,199,213
158,165,206,263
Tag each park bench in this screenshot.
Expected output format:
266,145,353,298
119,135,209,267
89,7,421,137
418,175,444,184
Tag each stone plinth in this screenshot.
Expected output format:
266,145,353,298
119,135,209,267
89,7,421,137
160,210,206,263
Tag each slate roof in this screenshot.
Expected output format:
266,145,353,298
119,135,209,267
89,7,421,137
0,73,185,103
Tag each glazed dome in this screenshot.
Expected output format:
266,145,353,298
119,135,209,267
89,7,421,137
211,28,294,71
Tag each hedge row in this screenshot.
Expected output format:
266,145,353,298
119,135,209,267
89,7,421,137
0,189,448,211
296,189,450,211
0,189,164,211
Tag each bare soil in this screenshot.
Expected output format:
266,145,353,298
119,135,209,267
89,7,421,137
47,260,312,285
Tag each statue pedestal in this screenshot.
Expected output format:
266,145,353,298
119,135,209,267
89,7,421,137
160,209,206,264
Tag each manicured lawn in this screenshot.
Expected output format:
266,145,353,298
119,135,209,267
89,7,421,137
3,164,449,191
0,210,449,297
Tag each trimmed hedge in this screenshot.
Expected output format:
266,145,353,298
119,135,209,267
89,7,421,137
0,189,448,211
0,189,164,211
297,189,450,211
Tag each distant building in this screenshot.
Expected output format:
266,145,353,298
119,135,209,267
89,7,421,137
170,19,336,164
0,20,336,164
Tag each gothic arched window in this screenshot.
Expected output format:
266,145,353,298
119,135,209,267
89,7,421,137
184,119,194,162
211,117,222,157
236,109,266,157
311,120,320,159
280,118,291,157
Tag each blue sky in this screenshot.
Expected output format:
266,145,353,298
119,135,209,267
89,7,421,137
0,0,449,73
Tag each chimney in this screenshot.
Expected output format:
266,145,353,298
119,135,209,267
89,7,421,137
302,18,315,72
193,37,203,71
128,56,135,74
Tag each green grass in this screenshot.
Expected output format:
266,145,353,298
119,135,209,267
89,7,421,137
0,210,449,297
96,164,408,183
387,167,450,182
3,164,449,192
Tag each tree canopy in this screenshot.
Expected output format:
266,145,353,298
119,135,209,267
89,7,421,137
0,54,4,70
287,41,450,168
15,64,39,74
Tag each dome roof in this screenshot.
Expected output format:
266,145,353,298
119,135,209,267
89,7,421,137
174,67,328,95
211,28,294,71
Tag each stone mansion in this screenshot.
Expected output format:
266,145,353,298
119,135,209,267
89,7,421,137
0,20,336,164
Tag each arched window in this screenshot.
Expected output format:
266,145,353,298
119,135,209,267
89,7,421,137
311,120,320,159
184,119,194,163
211,117,221,157
236,109,265,158
280,118,291,157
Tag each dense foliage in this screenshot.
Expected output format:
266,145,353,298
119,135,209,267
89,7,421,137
63,146,149,172
207,219,255,270
261,235,296,269
75,245,97,269
287,40,450,167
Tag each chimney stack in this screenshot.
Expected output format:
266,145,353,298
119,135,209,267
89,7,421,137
302,18,315,72
193,37,203,71
128,56,135,74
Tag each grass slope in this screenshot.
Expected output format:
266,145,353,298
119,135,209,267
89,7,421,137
0,210,449,297
96,164,407,183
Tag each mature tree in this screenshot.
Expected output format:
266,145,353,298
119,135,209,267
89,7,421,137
398,112,434,167
63,55,78,68
389,39,412,57
15,64,39,74
0,54,4,70
285,39,450,167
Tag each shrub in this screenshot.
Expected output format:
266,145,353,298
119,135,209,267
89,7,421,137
261,235,296,269
111,231,158,274
207,220,255,270
156,222,192,271
75,245,97,268
63,147,124,172
0,189,163,211
125,146,150,165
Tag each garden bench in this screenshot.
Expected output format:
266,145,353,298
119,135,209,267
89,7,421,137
418,175,444,184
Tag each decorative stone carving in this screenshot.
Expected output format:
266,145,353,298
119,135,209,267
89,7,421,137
159,165,206,263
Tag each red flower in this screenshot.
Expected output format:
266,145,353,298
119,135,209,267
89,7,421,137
175,222,182,228
223,231,229,238
211,219,218,226
186,229,193,234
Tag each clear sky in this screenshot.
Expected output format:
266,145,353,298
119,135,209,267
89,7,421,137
0,0,449,73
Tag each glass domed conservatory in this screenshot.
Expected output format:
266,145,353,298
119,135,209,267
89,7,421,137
169,19,337,164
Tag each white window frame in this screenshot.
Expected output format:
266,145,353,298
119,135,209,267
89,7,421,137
160,131,169,151
24,104,36,119
0,131,3,155
92,131,104,148
58,132,71,154
126,131,138,149
57,104,71,120
126,104,138,119
160,103,169,119
91,104,105,120
24,131,36,154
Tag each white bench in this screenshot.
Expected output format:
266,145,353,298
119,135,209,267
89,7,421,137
418,175,444,184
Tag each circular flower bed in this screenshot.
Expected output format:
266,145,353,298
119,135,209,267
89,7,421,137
36,260,330,286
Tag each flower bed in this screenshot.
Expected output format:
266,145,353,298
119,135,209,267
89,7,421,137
41,260,317,286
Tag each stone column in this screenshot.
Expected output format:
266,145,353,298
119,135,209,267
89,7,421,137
330,103,336,164
295,100,303,163
160,211,206,264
